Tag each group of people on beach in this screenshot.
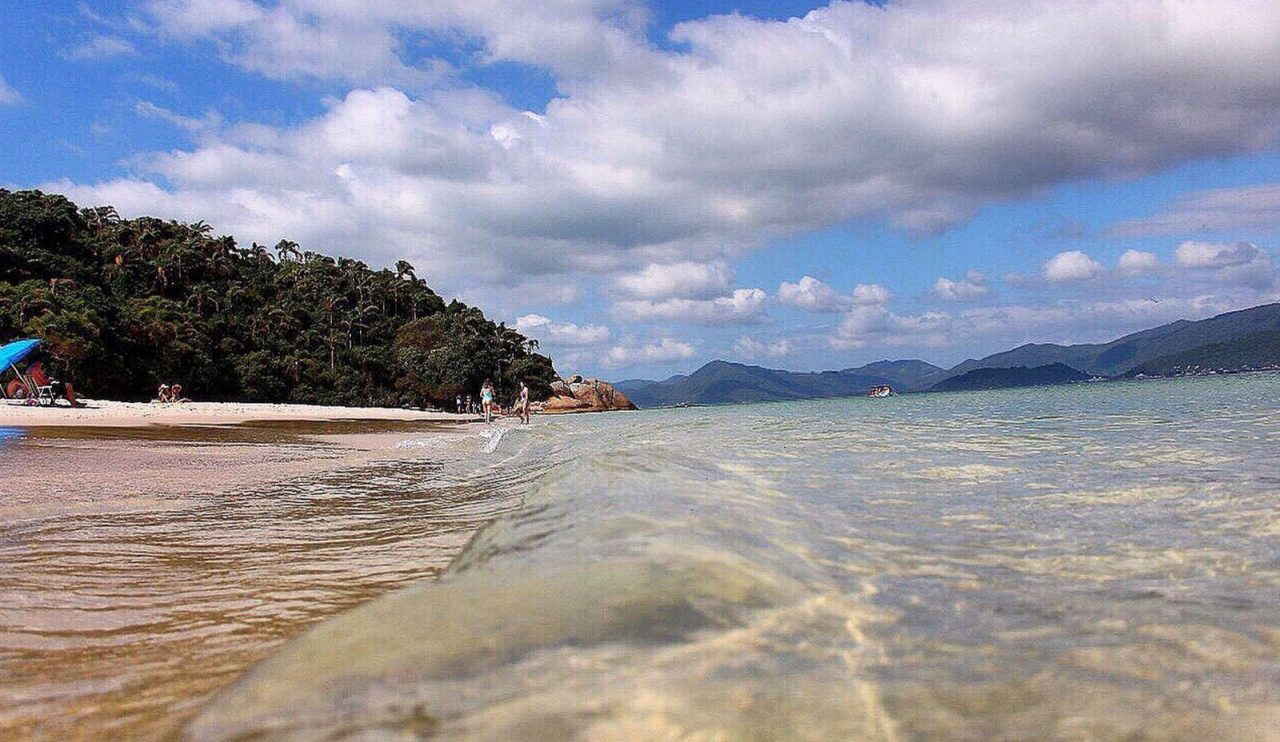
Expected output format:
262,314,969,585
460,380,530,424
154,384,190,404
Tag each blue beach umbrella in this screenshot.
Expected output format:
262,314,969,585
0,338,41,372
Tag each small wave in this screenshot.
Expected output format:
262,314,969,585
478,424,522,454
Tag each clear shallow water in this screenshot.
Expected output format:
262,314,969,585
188,375,1280,741
0,421,530,739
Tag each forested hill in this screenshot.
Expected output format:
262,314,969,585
625,360,896,408
930,363,1092,392
0,189,556,407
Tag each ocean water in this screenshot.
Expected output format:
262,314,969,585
184,374,1280,741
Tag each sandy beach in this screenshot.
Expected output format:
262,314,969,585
0,398,478,428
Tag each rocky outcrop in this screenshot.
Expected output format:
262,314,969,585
539,376,637,414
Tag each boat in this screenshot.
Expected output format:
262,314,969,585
868,385,894,398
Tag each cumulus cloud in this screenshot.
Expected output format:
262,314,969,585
777,276,847,312
613,288,768,325
734,336,791,359
515,314,609,346
831,305,952,350
1043,251,1103,283
0,74,20,105
613,261,733,300
1110,183,1280,237
1117,249,1159,276
1174,240,1275,289
49,0,1280,300
851,283,893,306
933,271,990,301
777,276,889,312
829,294,1255,355
602,337,696,368
145,0,649,86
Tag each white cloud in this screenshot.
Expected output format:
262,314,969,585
0,74,20,105
1110,183,1280,237
933,271,990,301
1174,240,1275,289
64,35,138,61
734,336,791,359
831,305,952,350
828,294,1261,356
614,261,733,300
149,0,266,34
851,283,892,306
135,101,220,133
777,276,847,312
515,314,609,347
1117,249,1159,276
1043,251,1103,283
145,0,646,86
1175,240,1248,268
51,0,1280,301
602,338,696,368
613,287,768,325
777,276,889,312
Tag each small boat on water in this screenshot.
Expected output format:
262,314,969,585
868,385,895,398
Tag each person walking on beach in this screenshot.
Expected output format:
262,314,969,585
480,380,495,423
513,381,530,424
456,394,463,414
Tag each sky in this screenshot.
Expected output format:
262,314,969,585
2,0,1280,380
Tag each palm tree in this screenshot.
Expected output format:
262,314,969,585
275,240,301,263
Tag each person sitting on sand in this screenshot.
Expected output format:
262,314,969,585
170,384,190,403
28,362,85,408
156,384,173,403
516,381,530,424
480,379,495,423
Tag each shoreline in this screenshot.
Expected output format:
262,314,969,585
0,398,481,428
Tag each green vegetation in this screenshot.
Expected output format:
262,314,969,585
929,363,1091,392
625,360,897,407
0,189,556,407
943,303,1280,378
1126,329,1280,376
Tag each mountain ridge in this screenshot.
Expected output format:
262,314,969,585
617,302,1280,407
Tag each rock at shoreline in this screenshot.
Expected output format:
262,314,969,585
541,376,637,414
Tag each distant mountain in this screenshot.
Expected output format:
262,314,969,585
941,303,1280,381
612,378,661,395
931,363,1092,392
625,360,892,408
614,302,1280,408
1125,329,1280,377
844,359,944,392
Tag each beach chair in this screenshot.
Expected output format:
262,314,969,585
0,339,51,405
25,363,60,406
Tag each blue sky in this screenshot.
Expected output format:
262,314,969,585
3,0,1279,379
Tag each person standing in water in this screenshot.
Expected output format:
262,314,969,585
480,379,495,423
516,381,530,424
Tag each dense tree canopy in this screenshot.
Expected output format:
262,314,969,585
0,189,557,407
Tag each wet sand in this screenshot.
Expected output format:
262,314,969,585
0,399,477,428
0,419,513,740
